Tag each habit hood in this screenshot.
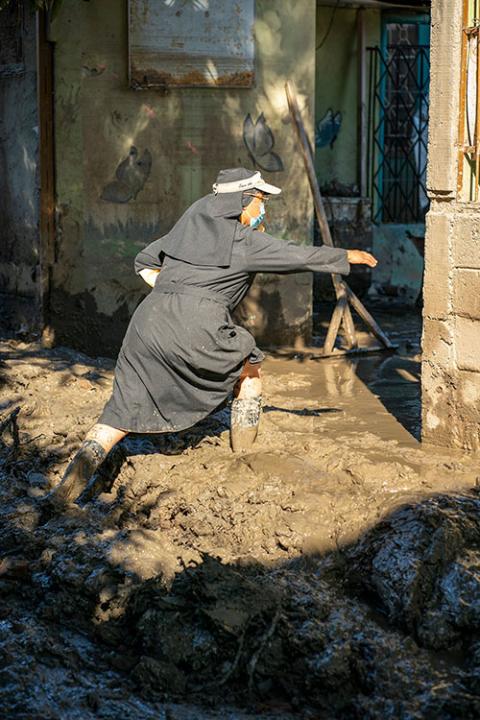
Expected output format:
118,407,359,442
157,168,281,267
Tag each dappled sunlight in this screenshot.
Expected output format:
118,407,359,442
205,58,219,83
22,144,36,174
1,411,480,716
49,0,319,331
118,104,158,155
164,0,210,10
2,323,480,715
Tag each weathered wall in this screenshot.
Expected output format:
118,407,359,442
48,0,316,357
0,5,41,332
370,224,424,304
313,6,379,305
314,5,426,307
315,6,379,190
422,0,480,450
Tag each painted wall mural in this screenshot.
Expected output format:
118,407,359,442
243,113,284,172
100,146,152,203
315,108,342,149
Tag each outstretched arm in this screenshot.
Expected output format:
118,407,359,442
244,230,376,275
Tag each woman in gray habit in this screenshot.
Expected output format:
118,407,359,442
49,167,377,506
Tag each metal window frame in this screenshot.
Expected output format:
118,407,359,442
367,38,429,224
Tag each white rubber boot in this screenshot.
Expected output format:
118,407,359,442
230,396,262,453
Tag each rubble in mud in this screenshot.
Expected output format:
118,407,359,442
1,337,480,718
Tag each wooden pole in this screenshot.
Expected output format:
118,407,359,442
285,81,394,352
323,296,347,355
284,81,358,349
345,285,394,349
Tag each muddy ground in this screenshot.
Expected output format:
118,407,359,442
1,310,480,719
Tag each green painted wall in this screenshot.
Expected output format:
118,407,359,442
315,6,380,189
48,0,317,356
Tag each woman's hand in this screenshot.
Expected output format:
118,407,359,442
347,250,378,268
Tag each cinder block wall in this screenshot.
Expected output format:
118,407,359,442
422,0,480,450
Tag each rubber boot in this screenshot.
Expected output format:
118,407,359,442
230,396,262,453
46,440,107,507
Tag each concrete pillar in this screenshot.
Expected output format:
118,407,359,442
0,5,41,332
422,0,480,450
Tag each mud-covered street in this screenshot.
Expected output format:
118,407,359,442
1,314,480,719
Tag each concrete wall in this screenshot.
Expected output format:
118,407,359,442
0,6,41,332
48,0,316,357
314,6,426,307
313,6,379,303
422,0,480,450
370,224,424,304
315,6,379,190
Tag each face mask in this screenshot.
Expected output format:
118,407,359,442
249,202,265,229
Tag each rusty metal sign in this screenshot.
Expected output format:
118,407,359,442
128,0,255,89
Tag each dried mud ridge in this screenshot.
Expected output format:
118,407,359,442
1,340,480,719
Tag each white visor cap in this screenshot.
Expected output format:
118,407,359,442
212,171,281,196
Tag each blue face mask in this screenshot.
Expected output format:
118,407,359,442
249,202,265,228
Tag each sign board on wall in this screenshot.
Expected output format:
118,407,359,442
128,0,255,89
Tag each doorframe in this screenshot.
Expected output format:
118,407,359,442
376,11,430,224
36,9,55,337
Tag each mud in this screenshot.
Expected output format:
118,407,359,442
1,318,480,718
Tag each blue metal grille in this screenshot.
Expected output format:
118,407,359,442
367,45,430,224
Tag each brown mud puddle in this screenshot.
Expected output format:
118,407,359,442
1,332,480,719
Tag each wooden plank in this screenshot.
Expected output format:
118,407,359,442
345,285,395,349
341,301,358,349
323,296,347,355
264,343,397,361
285,80,393,352
284,81,358,348
285,81,335,252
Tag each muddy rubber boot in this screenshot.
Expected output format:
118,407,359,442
230,396,262,453
46,440,107,507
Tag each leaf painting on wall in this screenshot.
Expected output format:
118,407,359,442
315,108,342,149
243,113,284,173
101,146,152,203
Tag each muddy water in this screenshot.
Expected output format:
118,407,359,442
1,332,480,719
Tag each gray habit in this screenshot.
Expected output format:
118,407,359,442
99,199,350,433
